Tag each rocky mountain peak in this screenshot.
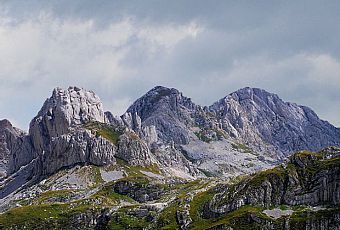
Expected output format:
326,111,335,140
28,87,106,153
209,87,340,157
0,119,25,137
123,86,199,145
0,119,12,130
29,86,105,134
214,87,283,111
126,86,196,121
49,86,105,125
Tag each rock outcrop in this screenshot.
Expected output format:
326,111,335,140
29,86,105,153
28,87,117,176
210,87,340,158
116,132,154,166
123,86,340,162
1,85,340,201
120,86,340,178
123,86,199,145
204,147,340,218
0,119,38,198
1,87,119,198
113,179,164,203
0,119,36,179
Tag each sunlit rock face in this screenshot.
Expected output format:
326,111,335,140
1,85,340,201
210,87,340,158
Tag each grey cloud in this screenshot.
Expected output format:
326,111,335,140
0,0,339,129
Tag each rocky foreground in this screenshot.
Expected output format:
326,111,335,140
0,86,339,229
0,147,338,229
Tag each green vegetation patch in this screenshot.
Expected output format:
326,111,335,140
115,158,162,177
0,202,100,230
108,206,154,230
288,150,340,185
249,165,287,187
189,189,216,224
189,204,272,230
33,190,74,204
157,201,180,229
84,121,122,145
194,131,212,143
231,142,253,153
91,183,135,205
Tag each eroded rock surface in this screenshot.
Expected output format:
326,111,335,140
204,147,340,218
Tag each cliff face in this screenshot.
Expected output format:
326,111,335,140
0,120,36,179
29,86,106,153
1,85,340,209
210,87,340,158
27,87,117,176
203,147,340,218
122,86,199,145
123,86,340,160
1,87,154,198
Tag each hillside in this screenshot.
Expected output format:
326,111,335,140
0,86,339,229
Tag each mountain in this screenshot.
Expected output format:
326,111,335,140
0,87,155,199
210,87,340,158
120,86,340,176
122,86,199,145
0,147,338,229
182,147,340,230
0,86,339,230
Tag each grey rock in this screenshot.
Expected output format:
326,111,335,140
104,111,124,126
0,119,36,179
116,132,154,166
113,179,164,203
2,85,340,200
204,148,340,217
40,127,117,175
123,86,198,145
210,87,340,158
1,87,118,198
29,87,116,176
123,86,340,175
29,86,105,153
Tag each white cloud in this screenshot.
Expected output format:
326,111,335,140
187,53,340,126
0,2,339,130
138,21,202,50
0,11,203,129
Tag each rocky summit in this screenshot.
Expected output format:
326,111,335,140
0,86,339,230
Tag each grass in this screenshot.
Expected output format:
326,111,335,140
231,142,253,153
189,189,216,224
84,121,122,145
91,165,105,185
108,206,152,230
228,175,249,185
189,204,271,230
288,149,340,186
1,149,337,229
0,202,100,229
91,183,135,204
249,165,287,187
194,131,212,143
157,202,180,229
115,158,162,177
33,190,74,204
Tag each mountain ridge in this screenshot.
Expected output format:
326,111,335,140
1,85,339,198
0,85,339,229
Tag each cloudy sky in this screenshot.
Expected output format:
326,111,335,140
0,0,339,129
